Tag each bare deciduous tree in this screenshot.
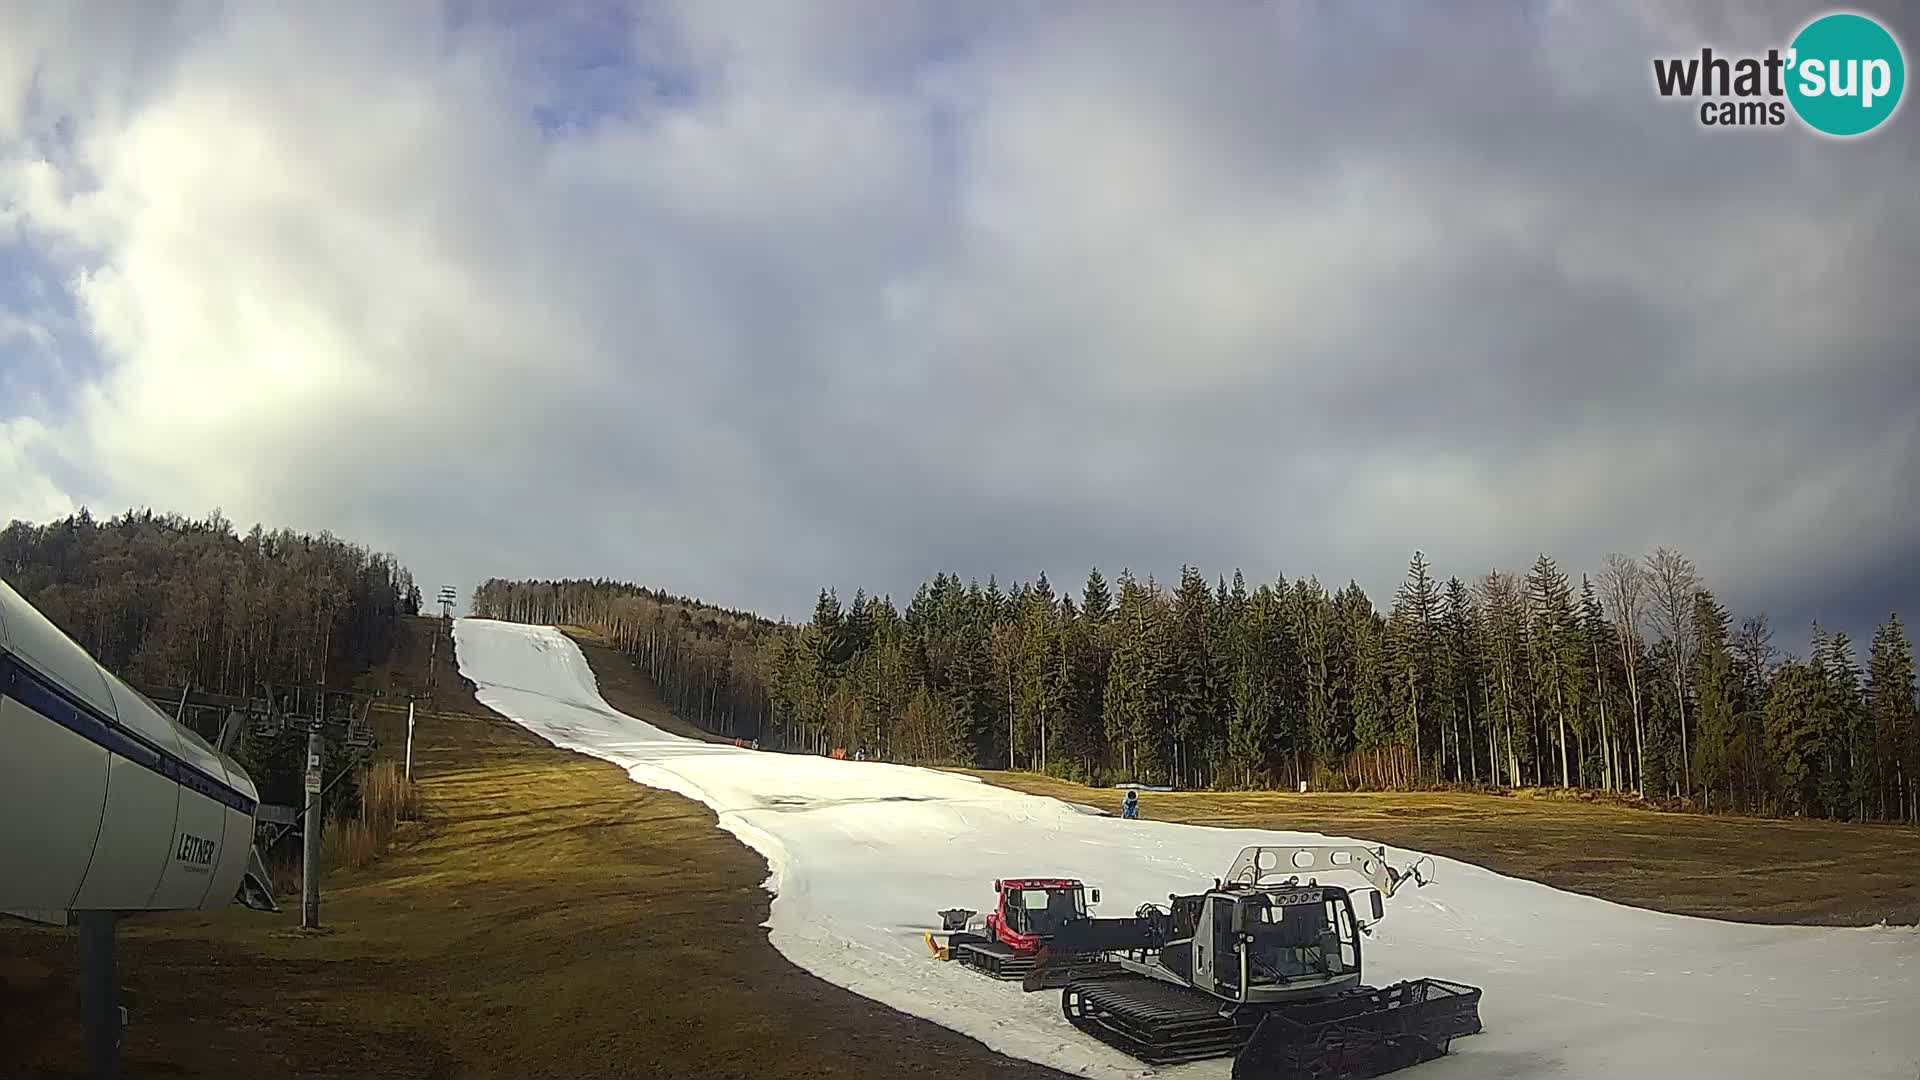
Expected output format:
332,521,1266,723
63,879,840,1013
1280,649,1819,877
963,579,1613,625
1599,553,1649,793
1644,546,1701,799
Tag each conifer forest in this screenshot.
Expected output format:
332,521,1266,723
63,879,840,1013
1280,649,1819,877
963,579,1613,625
472,548,1919,825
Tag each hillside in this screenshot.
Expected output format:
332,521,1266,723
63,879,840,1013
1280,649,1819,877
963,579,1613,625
463,570,1920,832
7,614,1915,1078
0,616,1066,1079
449,616,1920,1079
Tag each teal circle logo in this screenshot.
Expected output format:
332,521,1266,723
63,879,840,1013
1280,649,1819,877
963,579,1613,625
1786,13,1905,136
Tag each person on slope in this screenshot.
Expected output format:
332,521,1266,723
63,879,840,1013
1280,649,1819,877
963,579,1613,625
1121,789,1140,820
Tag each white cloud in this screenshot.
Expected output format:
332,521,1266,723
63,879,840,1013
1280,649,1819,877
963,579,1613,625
0,416,76,524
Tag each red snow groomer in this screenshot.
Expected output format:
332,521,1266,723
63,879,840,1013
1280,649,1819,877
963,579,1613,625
926,877,1131,989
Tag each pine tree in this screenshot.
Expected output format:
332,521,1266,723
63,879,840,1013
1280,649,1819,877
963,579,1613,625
1292,578,1337,769
1579,577,1618,791
1384,604,1417,772
1336,584,1392,782
845,588,872,655
1167,566,1219,788
1866,614,1917,823
1477,571,1527,787
1227,584,1273,788
1017,573,1065,773
947,612,995,766
1691,591,1736,810
1765,658,1824,816
1643,640,1682,795
907,585,934,682
1070,599,1112,777
989,618,1021,769
1441,577,1483,785
770,628,809,750
1133,584,1172,782
1103,571,1148,780
1204,574,1238,785
1082,568,1112,624
804,589,850,749
1820,630,1869,820
1389,551,1441,777
1263,575,1306,783
811,588,847,671
855,634,894,756
1524,555,1578,787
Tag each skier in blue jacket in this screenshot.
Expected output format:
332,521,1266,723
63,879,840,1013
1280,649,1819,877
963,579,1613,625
1121,789,1140,819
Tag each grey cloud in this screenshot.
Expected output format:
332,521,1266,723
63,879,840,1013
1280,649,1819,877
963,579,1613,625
0,0,1914,652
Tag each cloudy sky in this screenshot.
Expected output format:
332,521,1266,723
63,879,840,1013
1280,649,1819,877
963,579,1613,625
2,1,1915,647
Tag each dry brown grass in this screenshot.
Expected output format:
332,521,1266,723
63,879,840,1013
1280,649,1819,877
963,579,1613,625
551,623,607,644
958,770,1920,926
318,762,423,873
258,748,429,895
1,618,1071,1080
558,630,734,745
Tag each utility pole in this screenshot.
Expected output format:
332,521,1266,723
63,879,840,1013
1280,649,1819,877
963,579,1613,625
139,682,377,939
301,705,324,930
431,587,456,714
405,695,417,781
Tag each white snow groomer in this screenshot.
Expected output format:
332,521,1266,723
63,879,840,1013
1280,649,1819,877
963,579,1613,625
1053,844,1483,1079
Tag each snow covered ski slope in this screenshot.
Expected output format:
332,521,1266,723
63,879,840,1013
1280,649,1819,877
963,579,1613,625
453,618,1920,1079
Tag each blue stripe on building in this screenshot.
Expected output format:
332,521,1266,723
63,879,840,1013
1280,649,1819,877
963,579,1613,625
1,653,258,816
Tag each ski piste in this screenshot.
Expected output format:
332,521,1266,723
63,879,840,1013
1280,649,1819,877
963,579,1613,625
454,617,1920,1080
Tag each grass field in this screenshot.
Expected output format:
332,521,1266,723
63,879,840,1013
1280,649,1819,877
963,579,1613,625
10,617,1918,1078
957,771,1920,927
0,619,1066,1080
